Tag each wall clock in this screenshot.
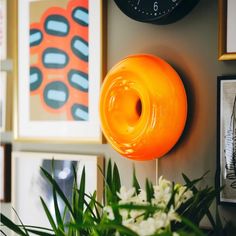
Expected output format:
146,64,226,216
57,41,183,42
114,0,200,24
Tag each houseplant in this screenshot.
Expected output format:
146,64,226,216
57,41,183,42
0,160,225,236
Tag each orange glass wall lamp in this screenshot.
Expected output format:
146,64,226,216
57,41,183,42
99,54,187,161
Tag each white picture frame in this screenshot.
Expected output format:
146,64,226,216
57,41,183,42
12,151,104,228
0,0,6,60
0,0,7,132
15,0,105,142
0,73,6,132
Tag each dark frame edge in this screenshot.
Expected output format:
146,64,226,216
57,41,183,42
216,75,236,206
0,143,12,202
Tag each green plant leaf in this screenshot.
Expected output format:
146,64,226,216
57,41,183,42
104,160,121,205
175,230,202,236
106,159,113,204
90,228,100,236
49,161,64,231
181,172,219,228
166,183,177,210
133,166,141,194
40,167,75,219
52,184,64,232
151,230,173,236
0,213,27,236
146,179,154,203
23,228,55,236
181,217,206,236
62,206,68,224
106,159,112,188
20,225,53,232
112,163,121,199
12,208,30,236
97,222,139,236
84,200,98,223
72,164,80,224
115,203,162,214
84,191,101,222
182,172,209,192
179,188,216,226
40,197,58,234
65,222,94,233
77,166,86,223
85,192,103,209
84,192,102,222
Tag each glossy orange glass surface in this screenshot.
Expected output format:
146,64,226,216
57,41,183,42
99,54,187,161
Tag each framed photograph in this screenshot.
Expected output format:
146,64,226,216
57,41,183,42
15,0,105,142
0,143,11,202
12,151,104,227
218,0,236,60
217,75,236,204
0,0,7,132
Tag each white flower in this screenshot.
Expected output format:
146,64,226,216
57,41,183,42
167,206,181,223
122,218,138,232
153,211,168,229
152,177,172,207
173,232,180,236
174,184,193,209
137,217,157,236
119,209,129,220
129,189,148,207
158,176,172,191
183,189,194,201
103,206,114,220
121,209,179,236
103,177,196,236
117,186,136,203
130,209,145,221
137,189,147,203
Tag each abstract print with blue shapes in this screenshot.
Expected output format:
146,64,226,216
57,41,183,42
30,0,89,121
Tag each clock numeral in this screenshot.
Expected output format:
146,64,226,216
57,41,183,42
153,2,158,11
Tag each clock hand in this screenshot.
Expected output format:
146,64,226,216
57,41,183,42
137,0,141,5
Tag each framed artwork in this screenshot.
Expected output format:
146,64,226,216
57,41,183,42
0,143,11,202
12,151,104,227
15,0,105,142
0,0,7,132
217,75,236,204
218,0,236,60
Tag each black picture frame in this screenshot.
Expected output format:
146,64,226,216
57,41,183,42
0,143,11,202
217,75,236,205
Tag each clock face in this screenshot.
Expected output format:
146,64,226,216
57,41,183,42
128,0,181,18
114,0,199,24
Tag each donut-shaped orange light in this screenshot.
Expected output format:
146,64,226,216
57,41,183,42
99,54,187,161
